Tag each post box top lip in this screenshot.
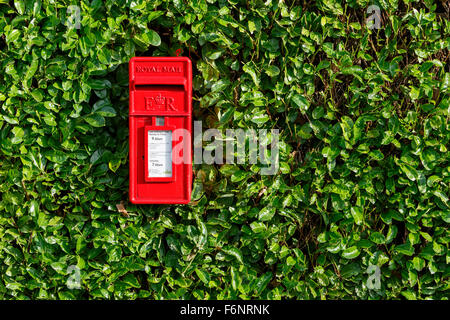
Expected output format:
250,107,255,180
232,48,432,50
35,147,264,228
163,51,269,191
129,56,192,63
129,56,192,85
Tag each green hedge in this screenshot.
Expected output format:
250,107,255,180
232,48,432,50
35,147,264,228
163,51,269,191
0,0,449,299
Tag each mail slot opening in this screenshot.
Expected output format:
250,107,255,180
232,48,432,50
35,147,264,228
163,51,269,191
134,84,184,91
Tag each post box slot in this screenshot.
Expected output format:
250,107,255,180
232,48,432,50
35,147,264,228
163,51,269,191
134,84,184,91
133,76,187,88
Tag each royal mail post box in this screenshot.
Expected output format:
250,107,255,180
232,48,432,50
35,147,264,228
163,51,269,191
129,57,192,204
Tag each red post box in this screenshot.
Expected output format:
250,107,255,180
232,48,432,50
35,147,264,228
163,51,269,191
129,57,192,204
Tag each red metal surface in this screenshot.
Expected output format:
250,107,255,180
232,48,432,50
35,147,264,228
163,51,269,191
129,57,192,204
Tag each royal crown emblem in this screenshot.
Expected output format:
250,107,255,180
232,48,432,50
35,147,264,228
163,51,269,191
145,94,176,111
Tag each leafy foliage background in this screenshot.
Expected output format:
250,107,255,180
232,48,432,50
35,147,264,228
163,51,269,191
0,0,449,299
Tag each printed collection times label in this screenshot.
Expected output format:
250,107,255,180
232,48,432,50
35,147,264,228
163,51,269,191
147,130,172,177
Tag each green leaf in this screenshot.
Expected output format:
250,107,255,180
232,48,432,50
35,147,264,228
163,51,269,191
385,225,398,244
258,206,276,221
195,268,210,285
350,207,363,225
250,111,269,125
369,150,384,161
243,63,260,87
312,106,325,119
31,89,44,102
369,232,385,244
122,274,140,288
265,65,280,77
11,126,24,144
400,164,418,181
84,114,106,127
342,246,360,259
340,116,354,142
395,243,414,256
254,272,272,295
96,106,117,117
147,30,161,46
87,79,111,90
291,94,310,113
433,191,448,206
44,150,68,164
250,221,266,233
222,247,244,264
24,59,39,80
14,0,25,15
